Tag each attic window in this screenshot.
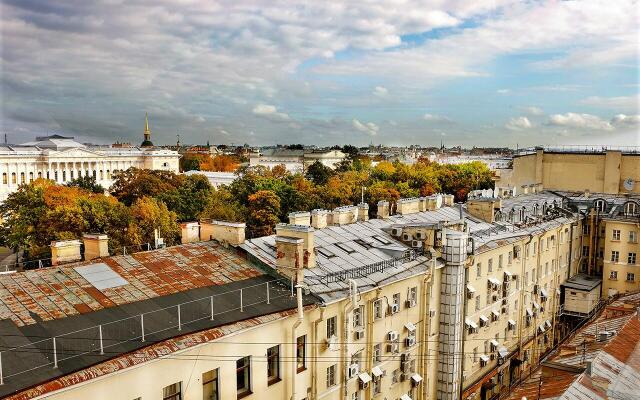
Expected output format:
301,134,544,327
372,235,391,245
317,248,336,258
354,239,373,249
335,243,356,254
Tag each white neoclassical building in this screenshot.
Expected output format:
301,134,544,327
0,127,179,202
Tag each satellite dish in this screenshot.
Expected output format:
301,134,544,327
623,178,634,191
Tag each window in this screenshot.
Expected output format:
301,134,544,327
476,263,482,279
163,382,182,400
612,251,620,263
475,295,480,311
407,286,417,307
353,305,364,327
595,199,606,212
373,374,381,394
203,369,219,400
373,344,382,364
236,356,251,396
2,173,6,185
392,368,400,384
391,293,400,312
610,271,618,280
630,231,638,243
533,242,537,255
627,273,635,282
267,345,280,384
629,253,637,265
625,202,639,216
296,336,306,372
326,365,337,388
613,230,621,241
473,347,478,363
498,254,504,267
326,316,337,338
488,258,493,272
11,172,16,184
374,299,384,320
582,246,589,257
508,251,513,264
350,351,362,376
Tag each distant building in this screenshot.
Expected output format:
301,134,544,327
184,170,237,188
496,146,640,194
0,116,180,201
249,148,346,172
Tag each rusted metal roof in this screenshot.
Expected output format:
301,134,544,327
0,241,262,327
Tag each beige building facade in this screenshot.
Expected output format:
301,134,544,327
496,148,640,195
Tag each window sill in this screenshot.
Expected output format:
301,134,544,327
237,390,253,399
297,366,307,374
268,378,282,386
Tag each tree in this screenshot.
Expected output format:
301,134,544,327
110,168,184,206
246,190,280,237
66,175,105,194
180,154,203,172
200,154,239,172
305,161,333,185
156,174,214,221
126,197,180,248
199,188,246,222
342,144,359,159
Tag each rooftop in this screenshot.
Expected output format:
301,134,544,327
562,274,603,291
0,241,313,397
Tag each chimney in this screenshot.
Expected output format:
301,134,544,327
275,223,315,268
332,205,357,225
466,198,502,223
275,236,305,282
443,194,455,207
418,197,428,212
377,200,390,219
199,220,246,245
397,197,420,215
584,189,590,199
289,211,311,226
357,203,369,222
311,209,330,229
50,240,82,265
83,234,109,261
180,222,200,244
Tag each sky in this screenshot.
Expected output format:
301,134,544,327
1,0,639,148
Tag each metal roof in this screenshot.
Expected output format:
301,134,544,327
561,274,602,291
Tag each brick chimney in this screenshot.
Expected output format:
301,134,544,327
200,220,246,245
289,211,311,226
83,234,109,261
311,209,330,229
275,223,315,268
275,236,305,281
50,240,82,265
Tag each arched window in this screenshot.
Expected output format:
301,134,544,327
624,201,639,216
594,199,606,213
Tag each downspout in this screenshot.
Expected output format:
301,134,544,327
311,305,326,400
291,267,304,400
342,279,358,400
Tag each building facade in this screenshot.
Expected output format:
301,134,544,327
249,149,346,172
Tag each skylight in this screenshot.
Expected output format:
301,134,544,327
74,263,128,290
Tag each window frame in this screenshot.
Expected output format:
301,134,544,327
296,335,307,373
202,369,219,400
236,356,252,398
267,345,281,385
163,382,182,400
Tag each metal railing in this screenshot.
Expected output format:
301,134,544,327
0,277,293,386
318,249,421,284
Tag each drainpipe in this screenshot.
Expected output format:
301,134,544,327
311,305,326,400
291,264,305,400
342,279,358,400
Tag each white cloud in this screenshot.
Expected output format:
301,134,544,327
611,114,640,127
505,116,532,130
496,89,511,95
373,86,388,97
580,95,640,110
352,119,379,136
423,113,452,122
523,106,544,116
252,104,290,121
548,113,613,131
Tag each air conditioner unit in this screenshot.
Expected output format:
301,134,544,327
414,232,427,240
360,380,369,389
402,233,412,241
388,304,400,314
411,240,423,248
387,331,399,341
480,358,488,367
387,343,399,353
354,330,365,340
467,290,475,300
405,337,416,347
349,363,359,378
326,335,339,351
391,228,402,237
405,299,417,308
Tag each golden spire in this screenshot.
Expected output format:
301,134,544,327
141,112,154,147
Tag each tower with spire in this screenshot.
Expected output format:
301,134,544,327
141,113,154,147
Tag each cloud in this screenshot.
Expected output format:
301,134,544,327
252,104,290,122
423,113,452,123
548,113,613,131
580,95,640,110
352,119,379,136
496,89,511,95
523,106,544,116
373,86,388,97
505,116,532,130
611,114,640,127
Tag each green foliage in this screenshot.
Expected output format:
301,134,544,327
156,174,213,221
110,168,184,206
247,190,281,237
66,175,105,194
305,161,333,185
199,187,246,222
127,197,180,247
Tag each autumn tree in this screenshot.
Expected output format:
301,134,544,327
66,175,105,194
126,197,180,248
200,154,239,172
246,190,280,237
199,187,246,222
156,174,213,221
110,168,184,206
180,154,203,172
305,161,333,185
